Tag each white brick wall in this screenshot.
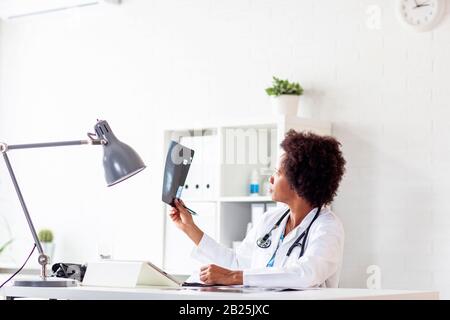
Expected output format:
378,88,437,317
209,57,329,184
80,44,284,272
1,0,450,296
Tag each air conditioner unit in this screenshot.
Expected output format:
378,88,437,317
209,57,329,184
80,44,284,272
0,0,121,20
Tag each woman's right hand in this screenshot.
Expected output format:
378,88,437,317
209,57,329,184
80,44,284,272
169,199,204,245
169,198,195,232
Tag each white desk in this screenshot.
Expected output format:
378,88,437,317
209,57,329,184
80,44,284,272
0,285,439,300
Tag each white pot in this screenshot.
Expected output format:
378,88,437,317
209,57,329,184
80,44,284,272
41,242,55,264
271,95,300,116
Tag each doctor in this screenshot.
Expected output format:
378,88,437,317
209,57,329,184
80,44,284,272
170,130,346,288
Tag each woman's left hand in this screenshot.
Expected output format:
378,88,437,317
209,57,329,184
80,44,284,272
199,264,243,285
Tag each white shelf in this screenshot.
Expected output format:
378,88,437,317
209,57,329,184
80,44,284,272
183,197,274,203
219,196,274,203
181,198,218,203
163,115,330,131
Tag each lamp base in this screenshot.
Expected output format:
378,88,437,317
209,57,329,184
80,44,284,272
13,277,78,287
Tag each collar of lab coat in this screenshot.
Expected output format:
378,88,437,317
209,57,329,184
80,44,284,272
275,206,322,245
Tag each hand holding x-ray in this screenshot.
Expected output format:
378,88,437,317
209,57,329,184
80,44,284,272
169,198,194,231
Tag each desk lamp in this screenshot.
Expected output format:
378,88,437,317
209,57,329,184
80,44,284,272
0,120,146,287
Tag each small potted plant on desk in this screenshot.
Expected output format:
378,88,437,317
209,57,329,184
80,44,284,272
0,239,13,257
38,229,55,264
265,76,304,116
0,216,14,264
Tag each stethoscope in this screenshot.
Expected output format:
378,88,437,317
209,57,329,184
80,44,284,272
256,206,322,258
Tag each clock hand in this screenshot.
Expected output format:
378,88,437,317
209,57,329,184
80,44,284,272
413,3,430,9
413,0,430,8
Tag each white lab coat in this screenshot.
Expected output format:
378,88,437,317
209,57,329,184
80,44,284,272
190,205,345,288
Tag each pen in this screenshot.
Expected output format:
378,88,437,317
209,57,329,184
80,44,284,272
175,198,198,215
183,204,198,216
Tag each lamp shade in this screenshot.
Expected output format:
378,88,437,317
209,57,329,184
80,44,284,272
94,120,146,187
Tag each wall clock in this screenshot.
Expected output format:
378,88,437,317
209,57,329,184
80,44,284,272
397,0,446,32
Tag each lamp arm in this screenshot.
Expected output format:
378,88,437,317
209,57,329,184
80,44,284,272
0,136,105,281
1,152,48,280
7,138,105,151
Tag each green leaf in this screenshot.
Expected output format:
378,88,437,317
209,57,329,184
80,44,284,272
265,88,275,96
38,229,53,242
265,76,303,96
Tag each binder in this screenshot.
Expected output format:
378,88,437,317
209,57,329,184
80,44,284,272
180,133,218,200
179,135,202,199
202,134,218,199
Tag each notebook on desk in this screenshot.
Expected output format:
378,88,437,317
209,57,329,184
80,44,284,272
82,260,183,288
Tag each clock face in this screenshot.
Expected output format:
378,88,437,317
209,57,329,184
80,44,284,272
397,0,446,31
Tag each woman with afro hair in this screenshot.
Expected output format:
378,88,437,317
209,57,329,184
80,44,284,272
170,130,346,288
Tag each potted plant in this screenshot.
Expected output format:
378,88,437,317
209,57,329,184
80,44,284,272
265,76,304,116
0,239,13,256
0,215,14,262
38,229,55,264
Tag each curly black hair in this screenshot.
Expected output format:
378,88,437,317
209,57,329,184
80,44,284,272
280,130,346,207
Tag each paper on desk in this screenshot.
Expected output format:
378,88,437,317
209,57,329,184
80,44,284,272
184,270,203,284
183,270,321,291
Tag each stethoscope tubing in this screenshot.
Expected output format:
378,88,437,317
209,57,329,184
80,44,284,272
256,206,322,259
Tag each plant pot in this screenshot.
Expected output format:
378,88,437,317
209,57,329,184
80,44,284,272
271,95,300,116
41,242,55,264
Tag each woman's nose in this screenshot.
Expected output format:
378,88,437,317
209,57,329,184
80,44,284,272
269,175,274,184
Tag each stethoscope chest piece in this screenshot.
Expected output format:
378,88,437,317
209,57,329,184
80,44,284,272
257,237,272,248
